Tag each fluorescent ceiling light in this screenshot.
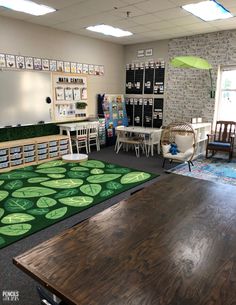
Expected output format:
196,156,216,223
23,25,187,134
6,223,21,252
182,0,233,21
86,24,133,38
0,0,56,16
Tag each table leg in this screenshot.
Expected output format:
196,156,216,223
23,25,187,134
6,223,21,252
67,130,72,153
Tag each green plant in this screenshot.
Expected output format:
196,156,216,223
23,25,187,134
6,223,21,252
75,102,87,109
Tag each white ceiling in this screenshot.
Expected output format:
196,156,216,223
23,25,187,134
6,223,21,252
0,0,236,44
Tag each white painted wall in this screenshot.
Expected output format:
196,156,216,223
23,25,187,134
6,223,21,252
0,16,125,117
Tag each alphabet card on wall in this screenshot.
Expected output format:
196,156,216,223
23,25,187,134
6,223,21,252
83,63,89,74
77,63,82,74
50,60,57,72
89,64,94,75
57,60,64,72
64,61,71,73
42,59,49,71
70,62,77,74
0,54,6,68
16,56,25,69
6,55,16,68
25,57,33,70
33,58,42,70
99,65,104,75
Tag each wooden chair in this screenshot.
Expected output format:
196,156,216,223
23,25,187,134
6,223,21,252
161,122,196,171
206,120,236,161
71,124,88,154
87,122,100,153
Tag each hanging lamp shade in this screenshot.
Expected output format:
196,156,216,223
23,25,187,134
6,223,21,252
170,55,214,98
170,56,212,70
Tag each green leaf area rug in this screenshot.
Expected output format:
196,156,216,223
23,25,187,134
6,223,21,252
0,159,157,249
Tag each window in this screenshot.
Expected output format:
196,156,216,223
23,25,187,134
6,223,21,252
216,67,236,121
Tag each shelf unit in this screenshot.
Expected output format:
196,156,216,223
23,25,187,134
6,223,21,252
191,123,212,157
52,72,88,121
0,135,69,172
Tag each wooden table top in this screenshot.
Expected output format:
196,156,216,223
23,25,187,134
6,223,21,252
13,174,236,305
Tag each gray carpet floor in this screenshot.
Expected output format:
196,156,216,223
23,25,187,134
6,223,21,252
0,146,177,305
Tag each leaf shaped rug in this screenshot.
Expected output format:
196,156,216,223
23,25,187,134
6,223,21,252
0,159,157,248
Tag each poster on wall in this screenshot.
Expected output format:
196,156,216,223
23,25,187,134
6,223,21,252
25,57,33,69
81,88,87,99
64,61,71,73
0,54,6,68
57,60,64,72
6,55,16,68
16,56,25,69
33,58,42,70
77,63,82,74
89,64,94,75
70,62,77,74
82,63,89,74
42,59,49,71
64,87,73,100
50,60,57,71
55,87,64,100
73,87,81,101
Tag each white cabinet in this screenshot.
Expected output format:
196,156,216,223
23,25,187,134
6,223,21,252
191,123,211,157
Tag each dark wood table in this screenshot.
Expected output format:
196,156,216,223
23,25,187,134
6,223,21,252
13,174,236,305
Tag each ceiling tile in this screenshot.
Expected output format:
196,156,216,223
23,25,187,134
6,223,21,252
145,20,174,30
39,0,83,9
154,7,190,19
111,18,140,28
120,0,146,4
130,13,160,24
134,0,176,13
127,24,155,33
170,15,203,26
109,5,145,18
80,0,128,12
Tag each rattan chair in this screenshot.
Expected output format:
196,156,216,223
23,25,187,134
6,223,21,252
161,122,196,171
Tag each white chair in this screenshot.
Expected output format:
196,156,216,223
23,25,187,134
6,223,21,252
161,122,196,171
87,122,100,153
71,124,88,154
144,128,162,157
115,126,126,152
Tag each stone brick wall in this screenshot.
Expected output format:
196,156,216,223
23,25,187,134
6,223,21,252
165,30,236,125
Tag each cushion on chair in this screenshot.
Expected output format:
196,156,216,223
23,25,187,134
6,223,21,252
208,141,231,148
162,144,171,155
164,148,194,161
175,134,194,153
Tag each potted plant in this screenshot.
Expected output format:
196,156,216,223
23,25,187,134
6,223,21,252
75,102,87,109
75,102,87,117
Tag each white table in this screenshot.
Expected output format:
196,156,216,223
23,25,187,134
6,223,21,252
62,153,88,163
57,121,99,153
115,126,162,156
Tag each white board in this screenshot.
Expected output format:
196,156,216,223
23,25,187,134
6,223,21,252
0,70,52,127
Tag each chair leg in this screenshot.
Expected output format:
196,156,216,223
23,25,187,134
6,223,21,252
162,158,166,168
188,161,191,172
206,149,208,158
135,145,140,158
190,160,194,166
76,140,79,154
